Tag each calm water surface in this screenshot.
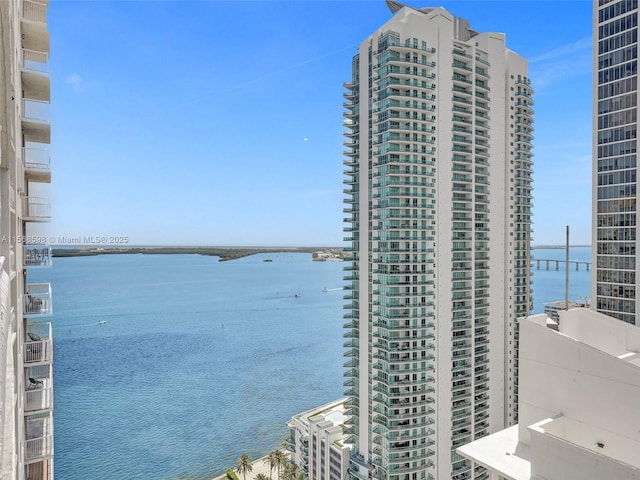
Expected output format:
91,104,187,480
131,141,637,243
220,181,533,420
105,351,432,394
32,253,345,480
30,248,591,479
531,246,591,313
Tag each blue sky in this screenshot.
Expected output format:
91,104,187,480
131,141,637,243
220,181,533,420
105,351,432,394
46,0,592,246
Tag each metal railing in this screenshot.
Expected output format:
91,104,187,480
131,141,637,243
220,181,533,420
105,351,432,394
23,146,51,173
25,322,52,364
24,283,52,316
22,48,48,73
25,386,52,412
23,196,51,220
26,434,52,461
23,0,47,23
24,245,52,268
25,411,53,461
24,338,52,364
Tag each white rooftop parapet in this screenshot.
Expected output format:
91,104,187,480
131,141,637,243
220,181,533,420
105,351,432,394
458,310,640,480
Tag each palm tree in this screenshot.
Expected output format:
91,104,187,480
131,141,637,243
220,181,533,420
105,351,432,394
283,463,300,480
266,450,279,480
274,449,288,480
236,454,253,480
255,473,270,480
293,471,305,480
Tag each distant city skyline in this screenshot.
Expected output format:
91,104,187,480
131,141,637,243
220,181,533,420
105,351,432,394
47,0,592,246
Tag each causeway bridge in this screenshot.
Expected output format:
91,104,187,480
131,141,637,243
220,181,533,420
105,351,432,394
532,259,591,271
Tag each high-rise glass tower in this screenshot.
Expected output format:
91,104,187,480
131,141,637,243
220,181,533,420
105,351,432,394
342,3,533,480
593,0,638,325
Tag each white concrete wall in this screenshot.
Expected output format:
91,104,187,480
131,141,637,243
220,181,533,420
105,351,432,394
519,313,640,448
561,308,640,355
529,424,640,480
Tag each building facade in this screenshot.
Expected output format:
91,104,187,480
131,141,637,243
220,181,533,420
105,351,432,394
458,309,640,480
342,3,533,480
288,400,351,480
0,0,54,479
593,0,639,324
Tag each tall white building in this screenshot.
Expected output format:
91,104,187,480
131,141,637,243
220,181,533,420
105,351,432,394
458,309,640,480
592,0,639,324
0,0,54,479
288,399,351,480
342,3,533,480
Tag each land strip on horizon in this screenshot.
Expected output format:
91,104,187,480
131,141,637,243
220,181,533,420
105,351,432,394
51,246,346,262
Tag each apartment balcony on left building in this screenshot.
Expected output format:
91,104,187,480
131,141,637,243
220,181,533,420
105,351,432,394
23,318,54,480
25,410,53,479
24,283,52,317
21,0,51,146
22,42,52,184
24,244,53,268
20,2,53,479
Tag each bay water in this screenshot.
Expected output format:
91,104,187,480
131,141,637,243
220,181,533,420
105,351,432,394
530,246,592,313
29,248,591,479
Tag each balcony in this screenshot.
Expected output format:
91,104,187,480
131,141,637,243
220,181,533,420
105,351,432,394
21,1,50,54
22,71,50,105
25,411,53,462
24,283,52,317
25,322,52,365
25,459,52,480
24,245,52,268
23,48,48,73
349,464,369,480
23,98,49,123
22,100,50,144
23,0,47,22
23,196,51,222
21,51,50,108
23,146,51,183
24,362,53,413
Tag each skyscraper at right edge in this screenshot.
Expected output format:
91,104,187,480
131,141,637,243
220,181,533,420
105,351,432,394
593,0,639,324
343,2,533,480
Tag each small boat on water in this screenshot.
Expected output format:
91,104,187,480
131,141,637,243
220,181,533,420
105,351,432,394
98,320,107,325
263,259,273,262
322,287,328,292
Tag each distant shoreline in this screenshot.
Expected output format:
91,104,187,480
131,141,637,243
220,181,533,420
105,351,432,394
51,244,589,261
51,246,347,262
